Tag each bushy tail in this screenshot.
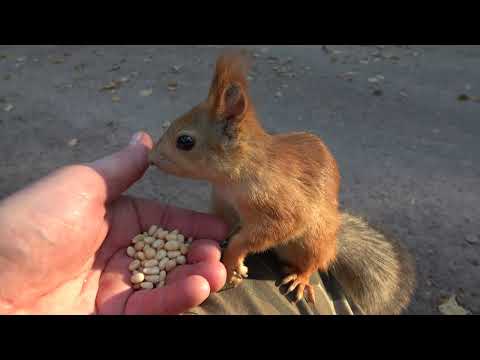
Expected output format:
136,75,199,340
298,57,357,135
329,212,416,315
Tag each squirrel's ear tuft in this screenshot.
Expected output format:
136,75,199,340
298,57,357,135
208,50,251,120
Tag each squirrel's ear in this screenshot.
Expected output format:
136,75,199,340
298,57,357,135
208,50,251,121
220,82,247,120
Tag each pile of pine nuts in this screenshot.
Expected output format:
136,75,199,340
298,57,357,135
126,225,192,290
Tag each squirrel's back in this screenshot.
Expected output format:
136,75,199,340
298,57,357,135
331,212,416,315
267,132,340,207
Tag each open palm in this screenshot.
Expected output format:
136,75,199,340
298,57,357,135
0,132,227,314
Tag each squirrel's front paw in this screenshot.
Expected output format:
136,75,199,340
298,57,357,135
226,263,249,287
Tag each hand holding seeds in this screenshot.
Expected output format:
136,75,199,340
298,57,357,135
0,132,228,315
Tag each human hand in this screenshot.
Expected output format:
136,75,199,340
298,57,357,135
0,132,227,314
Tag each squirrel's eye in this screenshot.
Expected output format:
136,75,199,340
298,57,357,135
176,135,195,151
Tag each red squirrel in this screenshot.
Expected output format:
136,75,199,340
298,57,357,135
149,50,416,314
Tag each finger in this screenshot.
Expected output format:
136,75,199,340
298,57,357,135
89,132,153,203
125,275,210,315
167,260,226,293
132,198,229,242
187,239,222,264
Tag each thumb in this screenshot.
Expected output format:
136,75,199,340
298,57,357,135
89,131,154,203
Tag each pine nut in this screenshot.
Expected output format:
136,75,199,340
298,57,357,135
152,239,165,249
141,281,154,289
144,236,155,245
143,259,159,267
176,255,186,265
165,240,179,251
158,257,169,270
128,260,141,271
155,230,168,239
134,241,145,251
165,259,177,272
156,249,167,260
131,272,145,284
168,250,181,258
144,247,156,259
148,225,158,236
159,270,166,281
145,275,160,283
126,246,136,257
143,267,160,275
180,244,189,255
165,233,178,242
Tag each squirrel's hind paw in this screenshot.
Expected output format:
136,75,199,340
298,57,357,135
281,273,316,304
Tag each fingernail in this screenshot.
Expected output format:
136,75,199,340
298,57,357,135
129,132,143,145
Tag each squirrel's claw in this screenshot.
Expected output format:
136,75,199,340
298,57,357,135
281,273,298,286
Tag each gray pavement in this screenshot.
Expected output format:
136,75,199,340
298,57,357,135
0,45,479,314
